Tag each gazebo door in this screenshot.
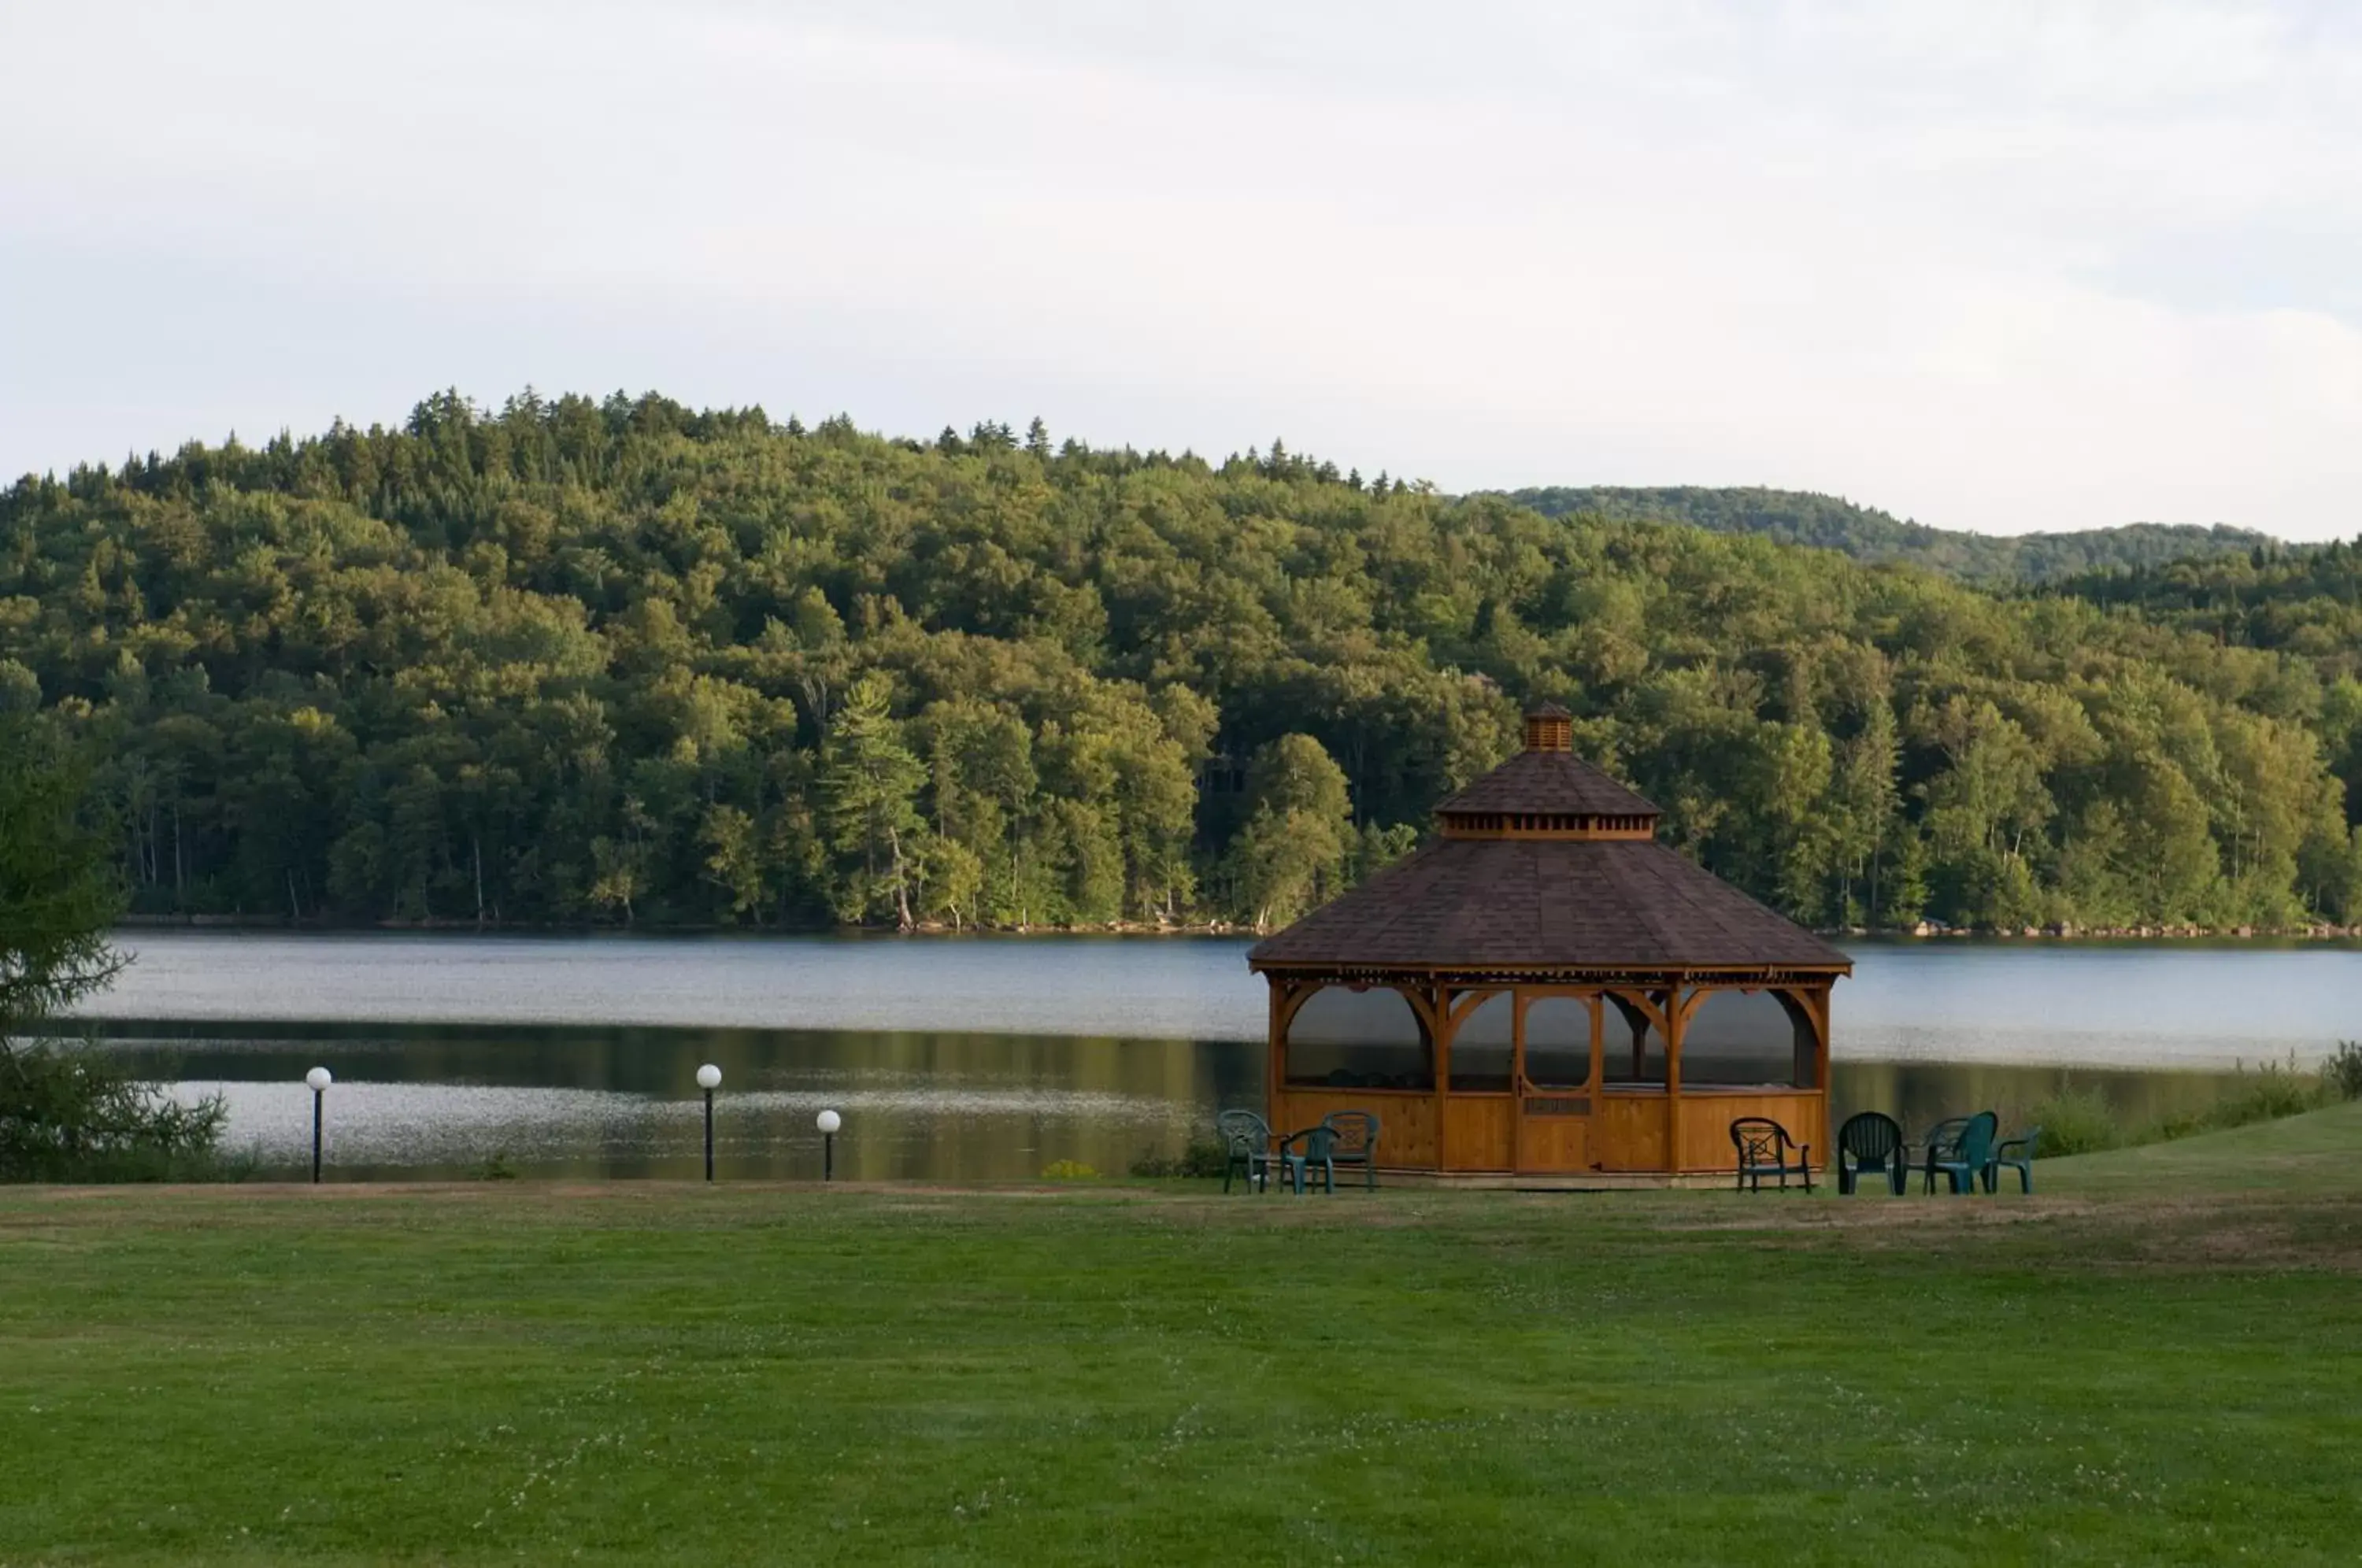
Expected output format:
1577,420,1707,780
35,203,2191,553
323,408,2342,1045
1514,991,1598,1174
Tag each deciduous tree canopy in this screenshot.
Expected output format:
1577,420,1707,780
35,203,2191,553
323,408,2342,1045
4,390,2356,933
1507,486,2282,587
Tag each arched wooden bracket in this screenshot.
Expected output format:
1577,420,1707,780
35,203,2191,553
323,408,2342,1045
1444,987,1505,1033
1273,978,1320,1038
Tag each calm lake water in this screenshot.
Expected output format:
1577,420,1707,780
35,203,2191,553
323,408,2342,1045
63,930,2362,1181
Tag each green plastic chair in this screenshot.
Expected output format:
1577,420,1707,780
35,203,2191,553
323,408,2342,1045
1319,1111,1382,1191
1277,1123,1338,1194
1915,1116,1967,1194
1990,1126,2042,1193
1835,1111,1906,1196
1923,1111,1998,1195
1216,1109,1287,1194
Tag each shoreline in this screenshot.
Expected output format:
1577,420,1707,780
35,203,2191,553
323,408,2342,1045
114,912,2362,942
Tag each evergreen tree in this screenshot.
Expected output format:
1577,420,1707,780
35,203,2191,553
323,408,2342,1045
820,677,926,930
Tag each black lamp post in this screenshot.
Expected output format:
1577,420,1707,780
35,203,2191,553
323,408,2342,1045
304,1066,331,1184
696,1063,721,1182
816,1108,840,1182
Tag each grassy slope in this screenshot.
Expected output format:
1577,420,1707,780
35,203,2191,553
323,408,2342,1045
4,1108,2359,1566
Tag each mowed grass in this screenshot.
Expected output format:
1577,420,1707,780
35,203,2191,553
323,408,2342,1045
5,1109,2362,1565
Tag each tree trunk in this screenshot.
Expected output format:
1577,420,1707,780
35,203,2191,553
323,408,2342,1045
886,824,915,933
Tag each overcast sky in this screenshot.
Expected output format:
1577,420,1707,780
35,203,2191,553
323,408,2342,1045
4,1,2358,537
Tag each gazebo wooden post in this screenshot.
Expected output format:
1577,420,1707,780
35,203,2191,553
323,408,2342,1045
1814,982,1833,1095
1665,979,1686,1171
1509,986,1526,1175
1265,977,1287,1134
1587,991,1604,1093
1426,981,1452,1170
1815,983,1833,1167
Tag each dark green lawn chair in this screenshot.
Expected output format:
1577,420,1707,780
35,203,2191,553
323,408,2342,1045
1990,1126,2042,1193
1277,1123,1338,1194
1835,1111,1906,1196
1319,1111,1381,1191
1730,1116,1812,1193
1922,1110,1997,1195
1216,1109,1287,1194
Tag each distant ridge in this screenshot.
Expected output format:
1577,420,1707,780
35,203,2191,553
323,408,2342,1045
1500,486,2279,586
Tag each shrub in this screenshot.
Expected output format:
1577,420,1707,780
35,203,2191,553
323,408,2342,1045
1127,1139,1227,1179
2017,1056,2342,1167
2325,1041,2362,1102
2023,1085,2122,1157
0,1042,230,1182
2199,1056,2327,1133
1039,1159,1100,1181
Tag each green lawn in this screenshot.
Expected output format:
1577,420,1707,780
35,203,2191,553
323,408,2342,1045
6,1107,2360,1566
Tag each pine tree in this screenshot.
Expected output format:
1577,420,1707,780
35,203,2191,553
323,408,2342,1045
820,677,926,930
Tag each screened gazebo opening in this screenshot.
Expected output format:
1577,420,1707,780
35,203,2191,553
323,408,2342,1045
1284,986,1435,1090
1523,996,1595,1089
1601,995,1670,1088
1681,989,1818,1088
1447,993,1513,1092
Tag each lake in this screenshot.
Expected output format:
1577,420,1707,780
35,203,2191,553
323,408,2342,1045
65,930,2362,1181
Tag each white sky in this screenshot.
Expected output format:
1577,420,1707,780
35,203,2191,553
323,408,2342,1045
4,0,2359,538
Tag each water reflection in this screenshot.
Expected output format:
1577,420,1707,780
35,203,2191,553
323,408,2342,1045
87,1019,2275,1182
100,1022,1259,1181
85,931,2362,1071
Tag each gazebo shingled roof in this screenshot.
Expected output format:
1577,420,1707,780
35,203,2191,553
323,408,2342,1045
1246,837,1849,971
1430,749,1661,819
1248,704,1849,975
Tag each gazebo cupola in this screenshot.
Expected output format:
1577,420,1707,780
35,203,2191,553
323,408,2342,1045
1246,700,1852,1185
1437,703,1657,842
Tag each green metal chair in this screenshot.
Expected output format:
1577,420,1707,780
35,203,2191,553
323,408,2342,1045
1923,1111,1998,1195
1834,1111,1906,1196
1319,1111,1381,1191
1990,1126,2042,1193
1730,1116,1812,1193
1216,1109,1287,1194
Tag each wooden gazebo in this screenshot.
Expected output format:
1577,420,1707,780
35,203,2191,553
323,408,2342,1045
1246,702,1852,1184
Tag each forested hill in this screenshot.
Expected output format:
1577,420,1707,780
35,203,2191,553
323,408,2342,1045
3,390,2358,937
1504,486,2277,586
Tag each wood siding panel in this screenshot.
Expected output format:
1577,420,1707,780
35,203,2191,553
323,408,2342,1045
1277,1089,1436,1170
1675,1091,1827,1174
1594,1093,1669,1171
1516,1113,1589,1173
1442,1096,1515,1172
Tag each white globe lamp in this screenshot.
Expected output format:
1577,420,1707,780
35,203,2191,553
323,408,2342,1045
695,1065,723,1181
816,1108,842,1182
302,1067,331,1184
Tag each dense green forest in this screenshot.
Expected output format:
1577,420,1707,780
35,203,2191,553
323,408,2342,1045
3,390,2359,935
1505,486,2280,586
